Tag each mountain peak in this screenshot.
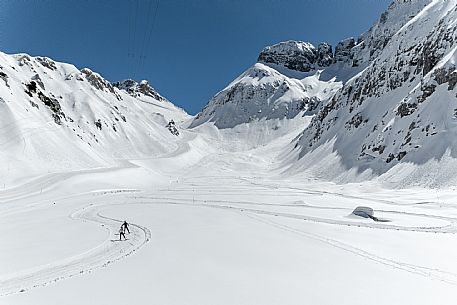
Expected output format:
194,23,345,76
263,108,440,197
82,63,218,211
257,40,333,72
112,79,167,101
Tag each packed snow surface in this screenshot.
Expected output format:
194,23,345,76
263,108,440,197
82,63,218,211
2,117,457,305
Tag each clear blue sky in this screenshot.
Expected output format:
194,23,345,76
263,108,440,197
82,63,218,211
1,0,391,114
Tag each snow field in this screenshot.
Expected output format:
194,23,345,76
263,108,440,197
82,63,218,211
2,124,457,304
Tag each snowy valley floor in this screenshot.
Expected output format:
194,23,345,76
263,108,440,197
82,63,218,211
2,127,457,305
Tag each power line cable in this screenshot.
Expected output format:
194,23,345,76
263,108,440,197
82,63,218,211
131,0,140,79
139,0,160,77
136,0,155,77
127,0,133,77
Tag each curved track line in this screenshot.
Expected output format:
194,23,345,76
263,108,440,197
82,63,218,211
0,203,151,297
91,199,457,285
244,212,457,286
2,197,455,297
130,196,457,233
0,161,137,204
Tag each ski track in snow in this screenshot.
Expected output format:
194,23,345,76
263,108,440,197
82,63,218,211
2,168,457,296
0,161,137,204
131,196,457,233
99,197,457,286
0,202,151,297
243,213,457,286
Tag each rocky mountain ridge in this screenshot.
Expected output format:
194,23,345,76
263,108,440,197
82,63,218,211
191,62,342,128
292,0,457,186
191,1,433,130
257,41,334,72
190,39,352,129
112,79,168,102
0,52,188,183
191,0,457,186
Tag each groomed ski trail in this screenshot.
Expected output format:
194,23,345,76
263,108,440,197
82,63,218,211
243,212,457,286
0,203,151,297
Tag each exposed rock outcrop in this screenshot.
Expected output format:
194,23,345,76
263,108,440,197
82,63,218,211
334,38,355,64
112,79,167,102
295,0,457,183
257,40,334,72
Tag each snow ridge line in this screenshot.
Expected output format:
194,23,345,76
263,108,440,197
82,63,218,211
0,203,151,297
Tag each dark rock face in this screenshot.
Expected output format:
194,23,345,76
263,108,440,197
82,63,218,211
138,80,163,100
25,81,37,96
432,66,457,90
396,102,417,118
317,43,334,66
24,80,65,125
113,79,137,95
37,91,63,121
95,119,102,130
166,120,179,136
0,71,9,87
258,40,333,72
345,112,368,130
36,57,57,71
81,69,116,93
80,68,122,101
112,79,166,102
334,38,355,63
32,73,45,90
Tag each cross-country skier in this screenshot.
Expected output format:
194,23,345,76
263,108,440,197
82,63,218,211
119,226,126,241
122,220,130,234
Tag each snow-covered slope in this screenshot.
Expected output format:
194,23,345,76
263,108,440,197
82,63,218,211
351,0,432,67
191,1,434,132
192,1,428,130
189,0,457,187
190,63,341,129
0,52,189,185
292,0,457,187
190,47,342,129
